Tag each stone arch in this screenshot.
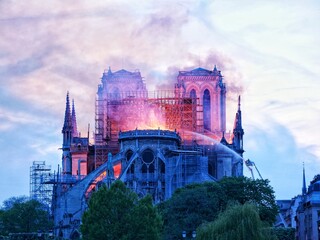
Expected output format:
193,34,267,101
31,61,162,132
200,84,215,96
185,84,201,97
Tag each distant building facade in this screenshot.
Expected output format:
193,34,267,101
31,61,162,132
275,166,320,240
295,174,320,240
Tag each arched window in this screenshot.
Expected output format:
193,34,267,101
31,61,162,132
124,150,134,174
203,89,211,130
149,163,155,173
141,164,147,173
141,149,155,174
126,150,133,162
159,160,165,174
190,89,197,99
113,88,121,99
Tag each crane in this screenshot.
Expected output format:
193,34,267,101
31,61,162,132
244,159,263,180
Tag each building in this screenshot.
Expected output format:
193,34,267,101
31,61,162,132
52,66,245,238
275,165,320,240
296,174,320,240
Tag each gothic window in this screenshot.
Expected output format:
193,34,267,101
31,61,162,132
141,149,155,174
149,163,155,173
159,160,165,174
125,150,134,174
141,164,147,173
126,150,133,162
203,89,211,131
113,87,121,99
142,149,154,164
190,89,197,99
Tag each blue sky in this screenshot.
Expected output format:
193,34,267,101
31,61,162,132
0,0,319,204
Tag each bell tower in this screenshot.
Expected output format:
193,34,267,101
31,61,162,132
175,66,226,138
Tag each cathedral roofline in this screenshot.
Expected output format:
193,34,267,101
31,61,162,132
178,66,222,77
102,68,142,78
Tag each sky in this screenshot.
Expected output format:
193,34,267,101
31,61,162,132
0,0,319,204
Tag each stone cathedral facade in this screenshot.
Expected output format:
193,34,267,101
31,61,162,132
52,66,244,238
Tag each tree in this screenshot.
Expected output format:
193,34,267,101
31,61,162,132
158,182,226,240
159,177,278,239
81,180,162,240
127,195,163,240
196,203,277,240
0,197,53,236
271,227,295,240
219,176,278,224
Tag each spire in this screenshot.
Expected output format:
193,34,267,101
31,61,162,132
232,95,244,156
233,96,242,130
62,92,72,132
72,99,78,137
107,66,112,75
213,65,217,71
302,162,307,195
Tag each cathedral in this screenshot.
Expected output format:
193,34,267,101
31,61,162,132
52,66,244,238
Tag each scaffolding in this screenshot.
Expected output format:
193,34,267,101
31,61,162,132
30,161,52,208
94,90,204,166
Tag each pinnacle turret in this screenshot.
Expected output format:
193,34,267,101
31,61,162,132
107,66,112,75
233,96,243,130
232,95,244,156
72,99,78,137
62,92,72,132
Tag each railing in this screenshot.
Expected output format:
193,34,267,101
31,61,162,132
119,129,181,141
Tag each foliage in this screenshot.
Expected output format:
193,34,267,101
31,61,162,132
1,196,29,210
0,197,52,236
196,203,277,240
271,227,295,240
159,177,278,239
81,180,162,240
158,182,226,240
219,176,279,224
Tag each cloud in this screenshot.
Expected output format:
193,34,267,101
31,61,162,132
0,0,319,204
245,117,320,199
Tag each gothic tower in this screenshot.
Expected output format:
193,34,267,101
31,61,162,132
175,66,226,137
96,67,147,144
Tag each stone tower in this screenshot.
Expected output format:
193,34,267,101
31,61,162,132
175,66,226,136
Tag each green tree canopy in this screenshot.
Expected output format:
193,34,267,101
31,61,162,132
159,177,278,239
219,176,278,224
159,181,226,240
196,203,277,240
81,180,162,240
0,197,53,236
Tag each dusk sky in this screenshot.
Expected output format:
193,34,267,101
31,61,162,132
0,0,319,205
